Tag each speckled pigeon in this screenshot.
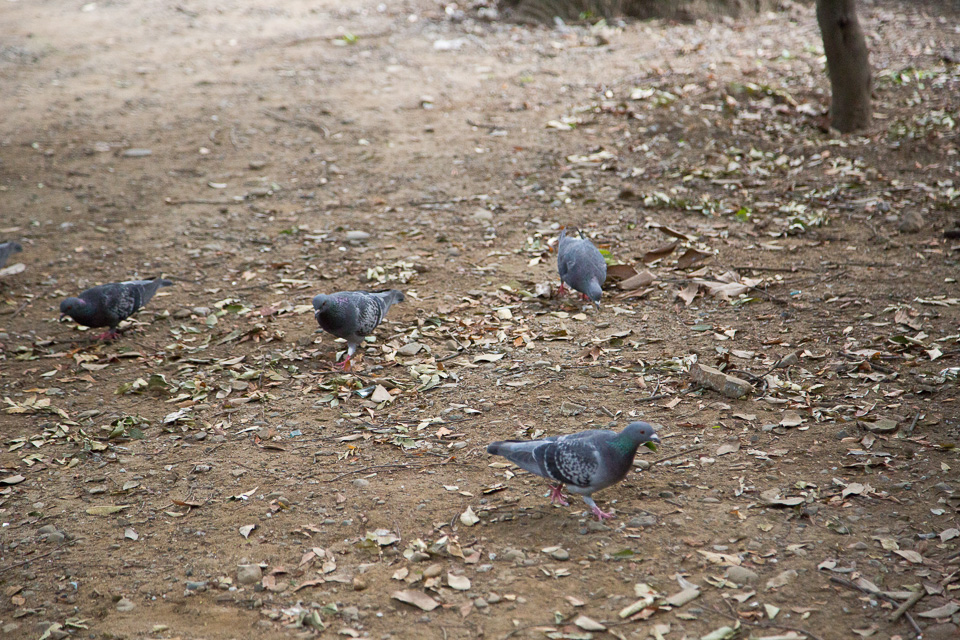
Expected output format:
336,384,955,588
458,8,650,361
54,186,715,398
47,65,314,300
312,289,404,370
486,421,660,521
0,241,23,269
59,277,174,340
557,228,606,308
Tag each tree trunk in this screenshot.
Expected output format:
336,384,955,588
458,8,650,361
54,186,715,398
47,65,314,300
816,0,872,133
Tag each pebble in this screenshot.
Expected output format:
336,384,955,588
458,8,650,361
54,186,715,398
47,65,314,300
628,515,657,528
409,551,430,563
191,306,211,316
237,564,262,585
423,564,443,578
585,521,610,533
474,597,489,609
185,581,207,591
122,148,152,157
397,342,425,356
352,577,367,591
633,459,651,470
724,566,759,585
345,230,371,242
116,597,136,612
248,159,267,170
765,569,798,590
486,592,501,604
898,210,924,233
549,548,570,561
560,401,585,416
342,606,359,621
352,479,370,488
502,549,525,562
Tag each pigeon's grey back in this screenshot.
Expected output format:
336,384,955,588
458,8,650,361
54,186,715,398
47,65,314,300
557,229,606,305
0,241,23,269
66,278,173,328
313,290,404,342
488,429,626,491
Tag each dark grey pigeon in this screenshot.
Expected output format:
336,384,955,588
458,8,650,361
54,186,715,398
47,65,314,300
312,289,404,370
0,241,23,269
60,277,174,340
486,421,660,521
557,228,606,308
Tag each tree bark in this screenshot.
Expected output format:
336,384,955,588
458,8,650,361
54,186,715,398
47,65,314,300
816,0,872,132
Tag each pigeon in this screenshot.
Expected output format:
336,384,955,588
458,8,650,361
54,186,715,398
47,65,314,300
0,241,23,269
486,421,660,521
557,228,606,308
59,277,174,340
312,289,404,370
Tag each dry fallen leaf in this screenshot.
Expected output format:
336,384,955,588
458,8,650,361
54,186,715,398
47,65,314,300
392,589,440,611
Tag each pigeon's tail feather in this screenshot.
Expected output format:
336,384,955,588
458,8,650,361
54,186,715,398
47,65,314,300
130,277,174,308
486,439,544,477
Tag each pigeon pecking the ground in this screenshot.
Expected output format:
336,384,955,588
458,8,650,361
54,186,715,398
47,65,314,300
0,241,23,269
312,289,404,370
486,421,660,521
557,228,606,309
59,277,174,340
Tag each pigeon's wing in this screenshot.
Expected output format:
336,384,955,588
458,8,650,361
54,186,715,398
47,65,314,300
353,293,388,336
0,242,20,269
538,435,608,489
122,278,172,308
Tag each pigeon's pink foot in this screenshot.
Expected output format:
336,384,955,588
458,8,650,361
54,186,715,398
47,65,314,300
591,505,615,521
549,484,569,506
333,356,352,371
556,282,568,297
580,293,589,302
94,329,119,341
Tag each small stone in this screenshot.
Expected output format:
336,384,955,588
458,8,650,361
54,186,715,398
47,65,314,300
628,515,657,528
560,401,586,416
474,597,489,609
860,418,898,434
397,342,425,356
689,363,755,398
550,548,570,561
898,210,924,233
724,566,759,585
342,606,360,621
835,428,851,440
586,520,610,533
352,577,367,591
765,569,798,590
486,592,501,604
409,551,431,563
352,479,370,488
191,306,211,316
423,564,443,578
502,549,525,562
185,581,207,591
345,230,371,242
237,564,262,585
633,459,651,470
116,597,136,612
122,148,152,158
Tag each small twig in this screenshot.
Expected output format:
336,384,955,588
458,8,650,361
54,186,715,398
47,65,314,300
711,601,826,640
829,576,922,637
903,410,922,436
889,590,924,622
651,445,704,466
0,545,66,575
732,264,817,273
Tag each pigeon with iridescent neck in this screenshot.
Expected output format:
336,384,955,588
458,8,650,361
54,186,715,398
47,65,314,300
557,228,606,308
486,421,659,521
312,289,404,370
60,277,173,340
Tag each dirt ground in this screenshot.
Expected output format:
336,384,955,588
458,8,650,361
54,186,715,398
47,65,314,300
2,1,960,639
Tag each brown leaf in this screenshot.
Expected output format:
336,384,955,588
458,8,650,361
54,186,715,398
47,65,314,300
677,282,699,306
646,222,693,241
618,270,656,290
642,241,679,263
605,264,639,282
676,248,711,270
